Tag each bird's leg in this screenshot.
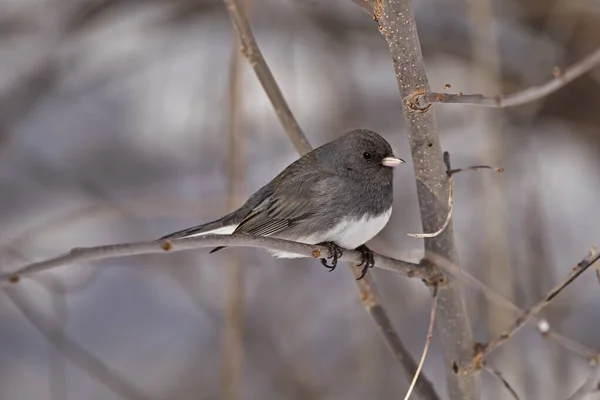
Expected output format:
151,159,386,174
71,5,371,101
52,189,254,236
316,241,344,272
355,244,375,280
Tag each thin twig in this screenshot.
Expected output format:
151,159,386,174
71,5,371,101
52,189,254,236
407,180,453,238
408,155,503,238
484,366,522,400
0,234,425,285
404,284,439,400
447,165,504,176
591,246,600,288
417,46,600,108
222,0,311,155
482,251,600,359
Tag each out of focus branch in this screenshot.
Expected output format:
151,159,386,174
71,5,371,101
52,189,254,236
480,251,600,362
3,287,155,400
222,0,311,155
564,359,600,400
221,0,248,396
0,235,425,284
484,366,521,400
416,46,600,108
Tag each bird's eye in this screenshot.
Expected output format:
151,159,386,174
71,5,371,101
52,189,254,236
363,152,372,160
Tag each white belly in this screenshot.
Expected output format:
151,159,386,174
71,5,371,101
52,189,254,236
269,207,393,258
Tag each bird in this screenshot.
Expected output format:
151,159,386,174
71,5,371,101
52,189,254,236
159,128,405,280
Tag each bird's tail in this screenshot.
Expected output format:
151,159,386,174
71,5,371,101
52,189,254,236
158,216,237,254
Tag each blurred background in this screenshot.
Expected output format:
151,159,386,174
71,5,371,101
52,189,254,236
1,0,600,399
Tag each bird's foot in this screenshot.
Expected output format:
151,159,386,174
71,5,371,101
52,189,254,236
355,244,375,280
317,241,344,272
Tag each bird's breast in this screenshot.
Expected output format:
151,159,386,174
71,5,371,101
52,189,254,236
324,207,392,250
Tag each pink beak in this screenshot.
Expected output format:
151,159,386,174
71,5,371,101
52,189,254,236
381,157,405,167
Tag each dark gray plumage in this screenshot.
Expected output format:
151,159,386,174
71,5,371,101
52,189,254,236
159,128,405,278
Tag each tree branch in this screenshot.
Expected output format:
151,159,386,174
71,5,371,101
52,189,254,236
3,286,155,400
0,234,424,285
481,251,600,361
355,274,441,400
416,46,600,108
222,0,311,155
365,0,481,398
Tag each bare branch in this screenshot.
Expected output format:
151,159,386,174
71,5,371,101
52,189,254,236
407,180,453,239
417,46,600,108
355,274,441,400
222,0,311,155
484,366,521,400
3,286,155,400
591,246,600,288
366,1,481,396
404,284,439,400
420,251,598,361
0,234,425,285
482,251,600,359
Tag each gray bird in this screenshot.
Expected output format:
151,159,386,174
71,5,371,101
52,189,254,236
159,128,404,279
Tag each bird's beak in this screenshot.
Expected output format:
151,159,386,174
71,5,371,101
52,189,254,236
381,156,405,168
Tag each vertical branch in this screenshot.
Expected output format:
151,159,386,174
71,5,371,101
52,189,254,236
465,0,519,397
367,0,480,398
220,3,249,397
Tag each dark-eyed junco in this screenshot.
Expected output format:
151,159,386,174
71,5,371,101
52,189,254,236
159,128,404,279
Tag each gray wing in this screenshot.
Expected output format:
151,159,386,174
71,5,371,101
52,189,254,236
232,171,328,237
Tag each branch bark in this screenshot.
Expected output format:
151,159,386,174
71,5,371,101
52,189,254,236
222,0,311,155
0,234,424,284
357,0,481,398
481,251,600,360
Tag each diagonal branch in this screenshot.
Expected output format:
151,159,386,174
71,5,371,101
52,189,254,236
363,0,481,398
3,286,155,400
355,274,441,400
415,46,600,108
222,0,311,155
481,251,600,361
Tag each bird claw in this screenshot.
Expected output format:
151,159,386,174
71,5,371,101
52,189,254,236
317,242,344,272
355,244,375,280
